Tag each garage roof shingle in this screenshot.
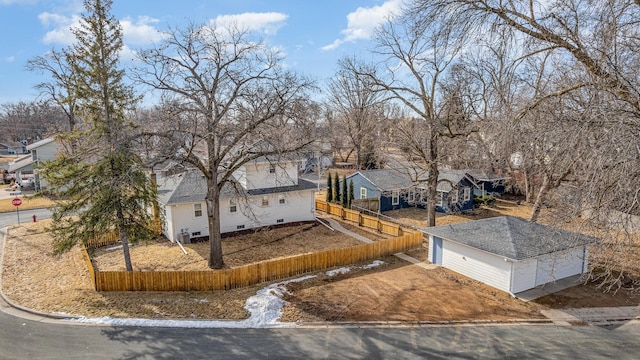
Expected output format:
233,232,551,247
421,216,599,261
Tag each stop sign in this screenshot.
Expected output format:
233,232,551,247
12,198,22,206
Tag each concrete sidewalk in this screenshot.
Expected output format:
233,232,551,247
541,306,640,326
317,216,437,270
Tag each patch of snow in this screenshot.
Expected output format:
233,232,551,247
66,275,316,328
65,260,384,328
326,260,385,276
326,267,351,276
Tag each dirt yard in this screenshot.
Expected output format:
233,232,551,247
2,207,639,322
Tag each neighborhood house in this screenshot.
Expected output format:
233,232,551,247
422,216,599,295
347,168,475,213
7,137,59,191
156,157,317,243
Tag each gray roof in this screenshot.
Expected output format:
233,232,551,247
466,170,510,181
7,155,34,173
436,169,473,192
157,170,316,205
350,169,415,191
26,137,55,151
421,216,599,261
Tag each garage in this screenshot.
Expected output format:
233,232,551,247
422,216,599,295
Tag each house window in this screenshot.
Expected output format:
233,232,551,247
408,190,415,203
392,191,399,205
463,187,471,202
278,194,285,204
277,219,284,223
436,191,443,207
262,196,269,206
269,164,276,173
191,231,201,237
237,225,245,230
450,190,458,203
360,187,367,199
229,200,237,213
194,203,202,217
31,149,38,161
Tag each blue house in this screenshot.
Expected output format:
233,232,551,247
347,168,476,214
466,170,509,197
413,169,475,213
347,169,415,212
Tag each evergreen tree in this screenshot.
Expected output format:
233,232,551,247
333,172,341,204
326,172,333,202
341,175,348,208
348,179,354,209
40,0,155,271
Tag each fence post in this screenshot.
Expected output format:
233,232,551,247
341,206,345,220
358,213,363,226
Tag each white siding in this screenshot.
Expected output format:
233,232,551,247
162,189,316,242
510,258,537,293
535,247,586,286
442,241,512,293
35,141,59,162
220,189,315,233
163,206,177,242
166,202,210,241
241,161,298,190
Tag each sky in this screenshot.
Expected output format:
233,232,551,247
0,0,406,105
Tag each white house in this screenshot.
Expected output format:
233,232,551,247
156,157,317,242
7,137,59,190
422,216,599,295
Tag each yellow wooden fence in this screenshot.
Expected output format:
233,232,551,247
316,200,412,237
90,231,423,291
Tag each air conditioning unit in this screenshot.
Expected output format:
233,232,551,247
179,232,191,244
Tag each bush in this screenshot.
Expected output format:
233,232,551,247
474,195,495,207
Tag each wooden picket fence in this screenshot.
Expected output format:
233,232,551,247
316,200,413,237
81,203,423,292
88,231,422,291
84,220,163,249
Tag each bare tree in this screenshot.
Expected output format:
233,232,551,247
326,57,388,169
26,48,79,132
354,9,477,226
134,22,315,269
0,101,68,142
413,0,640,289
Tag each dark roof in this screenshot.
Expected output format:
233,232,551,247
437,169,474,192
349,169,415,191
466,170,510,181
157,170,316,205
421,216,599,261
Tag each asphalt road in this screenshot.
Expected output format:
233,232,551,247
0,301,639,360
1,207,639,358
0,207,52,228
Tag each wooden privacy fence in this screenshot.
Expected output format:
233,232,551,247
316,200,413,237
87,232,423,291
84,220,163,249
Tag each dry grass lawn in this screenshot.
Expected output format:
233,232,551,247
2,204,640,322
0,192,56,213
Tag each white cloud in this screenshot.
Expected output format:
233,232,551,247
39,12,80,45
5,56,15,62
211,12,288,35
322,0,405,51
121,16,167,45
0,0,37,4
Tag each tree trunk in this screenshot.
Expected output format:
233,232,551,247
116,201,133,271
206,178,224,269
529,174,550,222
426,126,438,227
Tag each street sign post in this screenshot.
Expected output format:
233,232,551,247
12,197,21,224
